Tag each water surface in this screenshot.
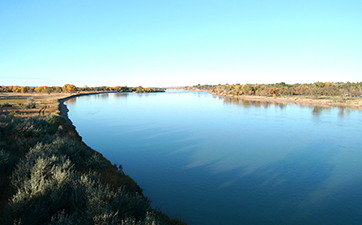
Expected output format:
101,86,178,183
66,91,362,225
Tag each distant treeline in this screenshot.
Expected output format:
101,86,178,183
0,114,184,225
188,82,362,98
0,84,165,94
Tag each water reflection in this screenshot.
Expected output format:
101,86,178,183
113,93,128,99
66,97,77,105
137,93,151,97
100,93,109,99
220,97,291,110
216,96,361,118
312,106,323,116
338,107,353,118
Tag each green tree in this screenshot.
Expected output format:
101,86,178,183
313,81,325,88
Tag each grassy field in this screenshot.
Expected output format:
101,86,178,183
0,93,72,117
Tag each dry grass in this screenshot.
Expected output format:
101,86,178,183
0,93,71,117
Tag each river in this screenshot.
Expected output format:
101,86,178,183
65,90,362,225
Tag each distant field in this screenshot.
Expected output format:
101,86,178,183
0,93,71,117
0,93,69,103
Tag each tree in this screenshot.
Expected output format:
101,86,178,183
311,87,320,99
313,81,325,88
242,84,253,95
21,86,29,93
63,84,77,93
136,86,144,93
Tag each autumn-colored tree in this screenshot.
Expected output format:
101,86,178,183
12,86,20,93
63,84,77,93
242,84,253,95
34,86,48,93
28,87,35,93
136,86,144,93
313,81,325,88
53,86,62,93
21,86,29,93
35,86,42,93
269,88,275,95
295,87,301,95
325,82,332,87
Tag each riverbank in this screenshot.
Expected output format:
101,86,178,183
186,87,362,109
57,92,119,124
0,91,186,224
0,91,118,118
213,93,362,109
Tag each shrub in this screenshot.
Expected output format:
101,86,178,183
1,102,12,107
9,156,90,224
7,152,163,225
10,110,20,115
52,137,91,162
0,149,12,170
43,114,64,125
85,153,107,170
24,98,35,109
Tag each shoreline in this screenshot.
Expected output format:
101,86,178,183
57,91,118,124
0,92,186,224
211,93,362,109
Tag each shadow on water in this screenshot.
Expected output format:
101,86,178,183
212,140,339,224
305,178,362,224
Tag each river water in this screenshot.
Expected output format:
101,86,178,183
66,90,362,225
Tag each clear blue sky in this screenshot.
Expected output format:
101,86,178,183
1,0,361,87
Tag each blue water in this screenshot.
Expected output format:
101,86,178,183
66,91,362,225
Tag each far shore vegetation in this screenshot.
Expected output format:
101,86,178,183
188,81,362,100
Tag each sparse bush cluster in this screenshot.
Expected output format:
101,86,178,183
0,149,13,170
1,102,12,107
85,153,107,169
23,97,36,109
0,115,185,225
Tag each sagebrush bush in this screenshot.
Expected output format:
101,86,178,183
8,153,162,225
52,137,91,163
49,210,82,225
0,149,12,170
9,154,88,224
1,102,12,107
24,97,35,109
85,153,107,170
43,114,64,124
